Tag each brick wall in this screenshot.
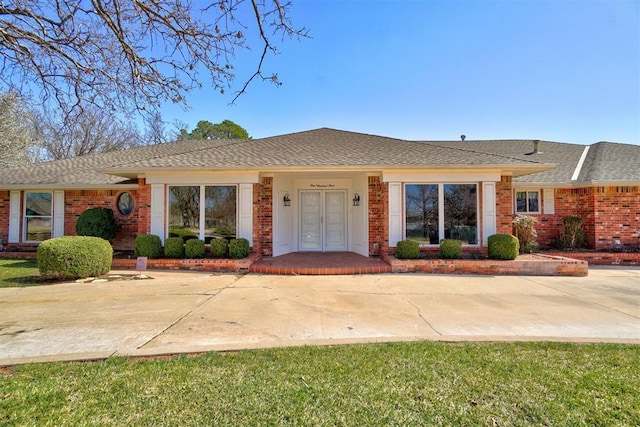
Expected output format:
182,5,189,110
496,176,513,235
0,191,9,247
64,187,144,250
136,179,151,236
532,186,639,250
593,186,640,250
255,177,273,257
368,176,387,256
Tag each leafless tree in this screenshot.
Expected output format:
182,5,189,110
0,91,37,167
32,106,143,160
0,1,307,116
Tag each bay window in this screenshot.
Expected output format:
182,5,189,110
405,184,478,244
168,185,237,243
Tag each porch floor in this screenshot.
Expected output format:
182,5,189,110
250,252,392,275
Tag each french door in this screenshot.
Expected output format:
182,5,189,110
299,190,347,251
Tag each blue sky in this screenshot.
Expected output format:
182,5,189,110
160,0,640,145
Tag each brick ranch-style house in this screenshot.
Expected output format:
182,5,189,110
1,128,638,257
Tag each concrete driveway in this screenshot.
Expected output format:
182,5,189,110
1,267,638,365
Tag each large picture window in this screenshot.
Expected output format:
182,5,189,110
24,192,52,241
405,184,478,245
168,185,236,243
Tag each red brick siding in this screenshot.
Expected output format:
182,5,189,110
496,176,513,235
136,179,151,236
368,176,387,256
0,191,9,246
593,186,640,250
529,186,639,250
255,177,273,256
64,187,144,250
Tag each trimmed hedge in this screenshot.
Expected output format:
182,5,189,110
488,234,519,260
75,207,116,240
439,239,462,259
164,237,184,259
229,238,250,259
134,234,162,259
185,239,206,259
37,236,113,279
396,240,420,259
210,238,229,258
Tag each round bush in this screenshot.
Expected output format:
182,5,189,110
185,239,206,259
488,234,519,260
75,207,116,240
396,240,420,259
210,238,229,258
37,236,113,279
134,234,162,259
229,238,250,259
439,239,462,259
164,237,184,258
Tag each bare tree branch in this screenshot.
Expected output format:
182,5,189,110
0,0,307,116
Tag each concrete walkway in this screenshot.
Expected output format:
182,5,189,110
1,267,638,365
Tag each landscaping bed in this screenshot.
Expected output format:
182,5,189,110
384,253,588,276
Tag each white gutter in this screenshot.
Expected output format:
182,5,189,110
571,146,590,181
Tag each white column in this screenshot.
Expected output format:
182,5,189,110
150,184,165,242
388,182,403,247
8,191,21,243
238,183,253,245
482,182,497,245
53,191,65,237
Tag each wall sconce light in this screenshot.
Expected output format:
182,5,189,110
283,193,291,207
352,193,360,206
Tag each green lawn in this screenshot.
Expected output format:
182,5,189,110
0,258,41,288
1,342,638,425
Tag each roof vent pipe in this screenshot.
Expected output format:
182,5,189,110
460,134,466,141
533,139,540,154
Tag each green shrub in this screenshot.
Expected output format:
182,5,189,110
185,239,206,259
168,227,198,243
164,237,184,258
229,238,250,259
513,215,538,253
210,238,229,258
558,216,585,250
75,207,116,240
37,236,113,279
396,240,420,259
439,239,462,259
134,234,162,259
488,234,519,260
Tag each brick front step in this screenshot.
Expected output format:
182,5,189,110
384,254,588,276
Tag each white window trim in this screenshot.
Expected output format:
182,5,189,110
403,182,480,246
166,184,239,243
515,190,540,214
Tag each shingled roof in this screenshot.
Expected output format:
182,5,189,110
2,128,635,188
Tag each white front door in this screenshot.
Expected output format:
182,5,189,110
299,190,347,251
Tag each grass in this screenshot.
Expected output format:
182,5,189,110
1,342,638,425
0,258,42,288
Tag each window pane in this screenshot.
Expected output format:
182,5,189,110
26,217,52,241
405,184,439,244
444,184,478,244
25,192,52,216
528,192,539,212
204,186,237,243
168,186,200,240
516,191,527,213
